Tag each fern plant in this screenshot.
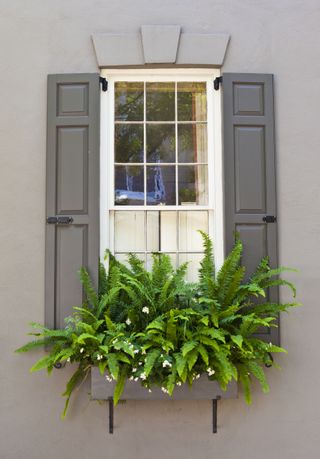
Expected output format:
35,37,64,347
16,233,299,416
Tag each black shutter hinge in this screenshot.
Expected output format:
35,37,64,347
99,77,108,92
262,215,277,223
214,76,223,91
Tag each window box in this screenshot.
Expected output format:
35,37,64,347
91,366,238,401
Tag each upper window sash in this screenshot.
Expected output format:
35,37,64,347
101,72,218,211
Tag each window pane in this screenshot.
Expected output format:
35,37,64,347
115,124,143,163
114,211,145,252
177,82,207,121
178,124,207,163
146,124,175,163
115,165,144,205
179,253,203,282
178,165,208,205
146,82,175,121
179,211,208,251
147,211,177,252
115,82,144,121
147,166,176,205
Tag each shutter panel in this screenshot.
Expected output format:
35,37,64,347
223,73,279,344
45,74,100,329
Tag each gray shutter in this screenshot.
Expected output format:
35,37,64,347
45,74,100,329
223,73,279,344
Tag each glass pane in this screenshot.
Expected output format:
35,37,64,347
114,211,145,252
178,253,203,282
115,82,144,121
146,253,177,272
177,82,207,121
115,124,143,163
146,82,175,121
178,124,207,163
147,211,177,252
147,166,176,205
178,165,208,205
146,124,175,163
179,211,208,251
115,165,144,205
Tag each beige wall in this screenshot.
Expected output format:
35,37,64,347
1,1,320,458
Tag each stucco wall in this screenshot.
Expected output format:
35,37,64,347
1,1,320,458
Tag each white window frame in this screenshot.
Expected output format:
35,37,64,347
100,68,224,270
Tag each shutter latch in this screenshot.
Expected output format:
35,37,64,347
46,216,74,225
99,77,108,92
262,215,277,223
214,76,223,91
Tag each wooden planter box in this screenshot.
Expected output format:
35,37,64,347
91,366,238,401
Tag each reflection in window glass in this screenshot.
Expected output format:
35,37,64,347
177,82,207,121
146,82,175,121
178,165,208,205
113,80,209,207
115,82,144,121
178,124,207,163
115,124,143,163
115,165,144,205
146,124,175,163
147,166,176,205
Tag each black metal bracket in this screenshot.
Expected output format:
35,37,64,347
262,215,277,223
214,76,223,91
46,216,74,225
212,397,220,433
107,397,218,433
99,77,108,92
108,398,114,434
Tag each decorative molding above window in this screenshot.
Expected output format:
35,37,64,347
92,26,230,67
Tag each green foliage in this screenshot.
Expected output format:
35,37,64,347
15,233,299,417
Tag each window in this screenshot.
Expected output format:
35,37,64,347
100,70,223,280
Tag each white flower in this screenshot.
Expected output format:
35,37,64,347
177,382,182,386
207,368,215,376
161,387,169,394
196,374,200,379
66,357,71,363
140,373,146,380
142,306,149,314
134,349,139,354
96,354,103,361
138,362,143,366
80,348,84,354
134,377,139,382
162,360,171,368
132,368,137,372
105,375,112,382
126,318,131,326
141,349,146,355
148,389,152,393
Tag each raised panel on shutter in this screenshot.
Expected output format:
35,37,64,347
45,74,100,329
223,73,279,344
